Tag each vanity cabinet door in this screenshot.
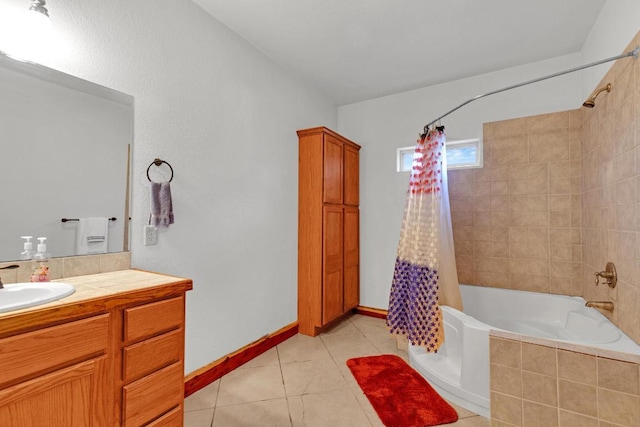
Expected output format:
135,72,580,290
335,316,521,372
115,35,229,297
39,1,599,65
0,314,111,426
0,357,108,427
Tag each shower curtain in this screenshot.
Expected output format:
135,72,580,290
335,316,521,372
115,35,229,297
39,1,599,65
387,127,463,352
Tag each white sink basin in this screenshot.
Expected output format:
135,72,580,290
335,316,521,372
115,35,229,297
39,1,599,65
0,282,75,313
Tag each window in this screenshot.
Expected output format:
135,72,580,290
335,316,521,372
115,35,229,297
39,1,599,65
397,147,415,173
445,138,482,169
396,138,482,172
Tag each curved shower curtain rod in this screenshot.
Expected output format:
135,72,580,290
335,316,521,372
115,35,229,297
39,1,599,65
423,46,639,134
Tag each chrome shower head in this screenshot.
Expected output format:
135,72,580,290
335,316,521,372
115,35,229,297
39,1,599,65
583,83,611,108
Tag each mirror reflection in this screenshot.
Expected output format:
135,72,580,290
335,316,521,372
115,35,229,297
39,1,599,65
0,52,133,261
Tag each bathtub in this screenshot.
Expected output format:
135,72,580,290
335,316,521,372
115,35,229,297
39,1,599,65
408,284,640,418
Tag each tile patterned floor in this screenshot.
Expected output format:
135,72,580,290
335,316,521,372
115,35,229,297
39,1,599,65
184,314,489,426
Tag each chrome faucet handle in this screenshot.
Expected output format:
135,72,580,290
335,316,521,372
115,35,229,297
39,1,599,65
594,272,600,286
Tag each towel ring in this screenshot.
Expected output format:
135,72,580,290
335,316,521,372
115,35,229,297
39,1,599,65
147,158,174,182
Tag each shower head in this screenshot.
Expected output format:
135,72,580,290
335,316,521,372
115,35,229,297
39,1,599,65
583,83,612,108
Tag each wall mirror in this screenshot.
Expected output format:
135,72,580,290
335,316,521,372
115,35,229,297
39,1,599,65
0,52,133,261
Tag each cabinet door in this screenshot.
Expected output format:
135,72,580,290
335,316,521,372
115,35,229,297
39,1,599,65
343,145,359,206
323,135,343,204
323,206,343,324
0,357,108,427
343,207,359,311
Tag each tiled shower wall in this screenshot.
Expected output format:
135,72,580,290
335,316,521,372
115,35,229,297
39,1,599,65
448,110,583,296
581,32,640,344
449,33,640,344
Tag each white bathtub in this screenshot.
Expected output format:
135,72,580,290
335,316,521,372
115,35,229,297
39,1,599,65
408,284,640,418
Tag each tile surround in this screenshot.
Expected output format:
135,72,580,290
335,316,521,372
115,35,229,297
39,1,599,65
0,252,131,282
490,335,640,426
521,371,557,407
449,109,583,295
557,349,596,385
581,30,640,345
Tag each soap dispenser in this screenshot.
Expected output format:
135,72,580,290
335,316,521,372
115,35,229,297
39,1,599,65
31,237,51,282
20,236,35,260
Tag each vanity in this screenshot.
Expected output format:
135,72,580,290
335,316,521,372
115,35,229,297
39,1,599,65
0,269,192,427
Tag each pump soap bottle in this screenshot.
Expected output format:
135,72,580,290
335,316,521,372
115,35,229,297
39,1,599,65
20,236,35,260
31,237,51,282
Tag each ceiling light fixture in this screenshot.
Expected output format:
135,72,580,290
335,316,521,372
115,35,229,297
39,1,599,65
0,0,53,61
28,0,49,18
26,0,51,32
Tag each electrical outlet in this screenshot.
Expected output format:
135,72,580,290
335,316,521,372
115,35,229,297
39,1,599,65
144,225,158,246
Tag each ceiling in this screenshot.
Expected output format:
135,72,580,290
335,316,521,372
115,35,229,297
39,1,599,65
193,0,606,105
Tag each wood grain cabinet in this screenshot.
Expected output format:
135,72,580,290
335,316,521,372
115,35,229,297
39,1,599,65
0,314,111,426
121,296,186,426
0,272,191,427
298,127,361,336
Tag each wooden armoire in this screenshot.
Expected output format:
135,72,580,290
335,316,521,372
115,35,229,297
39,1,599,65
297,127,360,336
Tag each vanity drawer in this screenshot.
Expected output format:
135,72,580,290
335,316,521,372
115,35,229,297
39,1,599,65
122,362,183,427
123,296,184,343
0,314,109,387
146,406,183,427
122,328,183,384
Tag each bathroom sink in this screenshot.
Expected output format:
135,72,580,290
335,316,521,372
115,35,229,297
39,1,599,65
0,282,75,314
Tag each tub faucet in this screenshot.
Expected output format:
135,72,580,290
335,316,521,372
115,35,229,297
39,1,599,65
0,264,20,289
585,301,614,312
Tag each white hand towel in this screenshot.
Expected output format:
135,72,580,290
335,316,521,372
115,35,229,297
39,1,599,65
77,217,109,255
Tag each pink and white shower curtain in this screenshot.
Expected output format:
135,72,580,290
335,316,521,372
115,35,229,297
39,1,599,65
387,128,463,352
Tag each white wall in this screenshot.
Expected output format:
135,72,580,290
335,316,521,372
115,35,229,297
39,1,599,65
581,0,640,98
0,0,336,373
337,54,584,309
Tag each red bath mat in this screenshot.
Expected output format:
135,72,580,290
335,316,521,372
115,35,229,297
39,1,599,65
347,354,458,427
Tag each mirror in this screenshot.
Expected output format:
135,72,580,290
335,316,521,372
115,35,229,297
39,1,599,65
0,52,133,261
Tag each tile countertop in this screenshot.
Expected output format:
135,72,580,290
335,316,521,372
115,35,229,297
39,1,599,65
0,269,193,336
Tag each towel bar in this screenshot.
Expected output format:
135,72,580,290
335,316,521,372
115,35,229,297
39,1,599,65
61,217,117,222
